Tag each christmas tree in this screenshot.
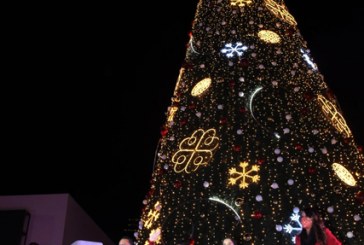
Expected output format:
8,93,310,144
136,0,364,244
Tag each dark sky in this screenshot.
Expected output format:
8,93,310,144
3,1,363,244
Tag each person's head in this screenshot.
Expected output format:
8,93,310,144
119,236,134,245
223,238,236,245
300,207,324,230
300,207,327,244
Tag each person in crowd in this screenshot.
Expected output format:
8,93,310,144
118,236,134,245
295,207,342,245
223,238,236,245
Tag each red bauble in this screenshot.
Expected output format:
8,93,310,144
251,211,263,219
233,145,241,152
239,107,247,113
161,127,168,137
219,117,227,124
295,144,303,151
355,191,364,204
174,180,182,189
358,145,363,153
239,58,249,68
257,159,265,165
189,239,195,245
180,119,187,126
308,167,316,174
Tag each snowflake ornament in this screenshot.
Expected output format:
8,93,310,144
221,42,248,58
228,161,260,189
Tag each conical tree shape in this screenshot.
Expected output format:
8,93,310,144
136,0,364,244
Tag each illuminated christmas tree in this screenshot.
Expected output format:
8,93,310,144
136,0,364,244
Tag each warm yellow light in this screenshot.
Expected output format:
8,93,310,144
144,201,161,229
191,78,212,97
172,128,220,173
148,227,162,244
264,0,297,26
167,106,178,122
230,0,253,7
332,163,357,186
228,161,260,189
317,95,352,137
258,30,281,44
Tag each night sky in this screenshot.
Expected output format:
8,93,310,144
2,1,363,244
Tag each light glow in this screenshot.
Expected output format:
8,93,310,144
172,128,220,173
230,0,253,7
332,163,357,186
264,0,297,26
191,78,212,96
221,42,248,58
209,196,241,221
258,30,281,44
317,95,352,137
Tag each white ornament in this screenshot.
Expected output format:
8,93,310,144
288,179,294,185
203,181,210,188
274,148,281,154
237,129,243,135
221,42,248,58
239,77,245,82
347,231,354,238
331,138,337,144
218,104,223,110
327,206,334,213
277,156,284,162
256,195,263,202
293,207,300,214
276,225,283,232
163,164,169,170
238,91,244,97
271,182,279,189
181,106,186,111
308,147,314,153
320,147,328,154
286,114,292,121
196,112,201,117
354,214,361,221
312,129,319,134
283,128,290,134
143,200,148,205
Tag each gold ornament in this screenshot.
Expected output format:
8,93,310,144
144,201,161,229
191,78,212,97
230,0,253,7
228,161,260,189
264,0,297,26
172,128,220,173
258,30,281,44
332,163,357,186
167,106,178,123
317,94,352,138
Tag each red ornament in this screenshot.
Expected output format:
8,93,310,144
295,144,303,151
358,145,363,153
239,107,247,113
229,80,235,89
189,239,195,245
251,211,263,219
257,159,264,165
355,191,364,204
188,103,196,110
219,117,227,124
161,127,168,137
233,145,241,152
180,118,188,126
286,27,296,36
308,167,316,174
239,58,249,68
174,180,182,189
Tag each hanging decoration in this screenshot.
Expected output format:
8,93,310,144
172,128,220,173
264,0,297,26
221,42,248,58
228,161,260,189
317,95,352,138
230,0,253,7
258,30,281,44
143,201,162,229
191,78,212,97
332,163,357,186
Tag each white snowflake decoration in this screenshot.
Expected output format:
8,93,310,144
300,48,318,71
283,211,302,244
221,42,248,58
